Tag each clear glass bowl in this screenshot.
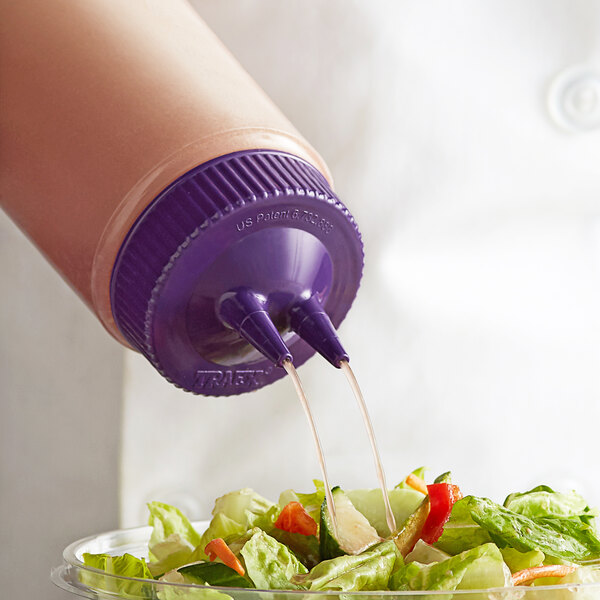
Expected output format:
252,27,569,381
52,522,600,599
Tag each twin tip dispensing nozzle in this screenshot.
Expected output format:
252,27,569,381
217,288,349,369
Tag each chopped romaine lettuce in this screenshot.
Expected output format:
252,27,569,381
212,489,277,527
148,501,202,554
240,528,307,589
505,486,597,525
158,571,233,600
278,489,300,507
405,539,451,564
463,496,600,561
293,540,399,591
82,552,155,598
500,547,545,572
200,489,278,552
269,528,320,568
199,514,245,551
390,543,509,592
146,501,202,576
434,498,492,555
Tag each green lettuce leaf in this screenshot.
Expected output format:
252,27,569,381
505,486,598,526
269,528,320,569
82,552,154,598
200,489,278,552
293,541,399,591
199,514,246,549
500,547,545,572
158,570,232,600
390,543,509,593
388,562,422,592
226,529,256,558
543,554,578,567
148,501,202,554
278,489,300,507
434,498,492,555
212,489,277,527
240,528,307,589
157,585,231,600
405,539,451,564
147,501,202,576
464,496,600,561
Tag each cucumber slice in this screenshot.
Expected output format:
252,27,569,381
347,488,425,537
320,487,381,559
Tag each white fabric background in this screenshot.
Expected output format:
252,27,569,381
0,210,123,600
116,0,600,525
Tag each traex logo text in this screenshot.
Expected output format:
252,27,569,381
193,369,271,389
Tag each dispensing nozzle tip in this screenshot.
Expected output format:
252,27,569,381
218,288,293,367
278,354,293,368
289,295,349,367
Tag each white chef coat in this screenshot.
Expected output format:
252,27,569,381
120,0,600,526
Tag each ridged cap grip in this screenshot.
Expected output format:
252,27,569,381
110,150,363,395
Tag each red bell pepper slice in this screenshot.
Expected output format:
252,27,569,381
204,538,245,576
420,483,462,544
274,501,318,536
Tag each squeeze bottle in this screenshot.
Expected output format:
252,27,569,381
0,0,364,395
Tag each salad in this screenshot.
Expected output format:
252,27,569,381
81,469,600,597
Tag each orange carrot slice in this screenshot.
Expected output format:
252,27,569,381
406,473,428,495
511,564,577,586
204,538,245,576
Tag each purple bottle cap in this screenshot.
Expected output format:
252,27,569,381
110,150,363,396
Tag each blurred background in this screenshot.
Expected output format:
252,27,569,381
2,1,600,599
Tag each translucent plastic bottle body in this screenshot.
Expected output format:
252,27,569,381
0,0,331,345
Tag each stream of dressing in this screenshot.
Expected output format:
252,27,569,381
282,359,338,536
340,360,397,534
